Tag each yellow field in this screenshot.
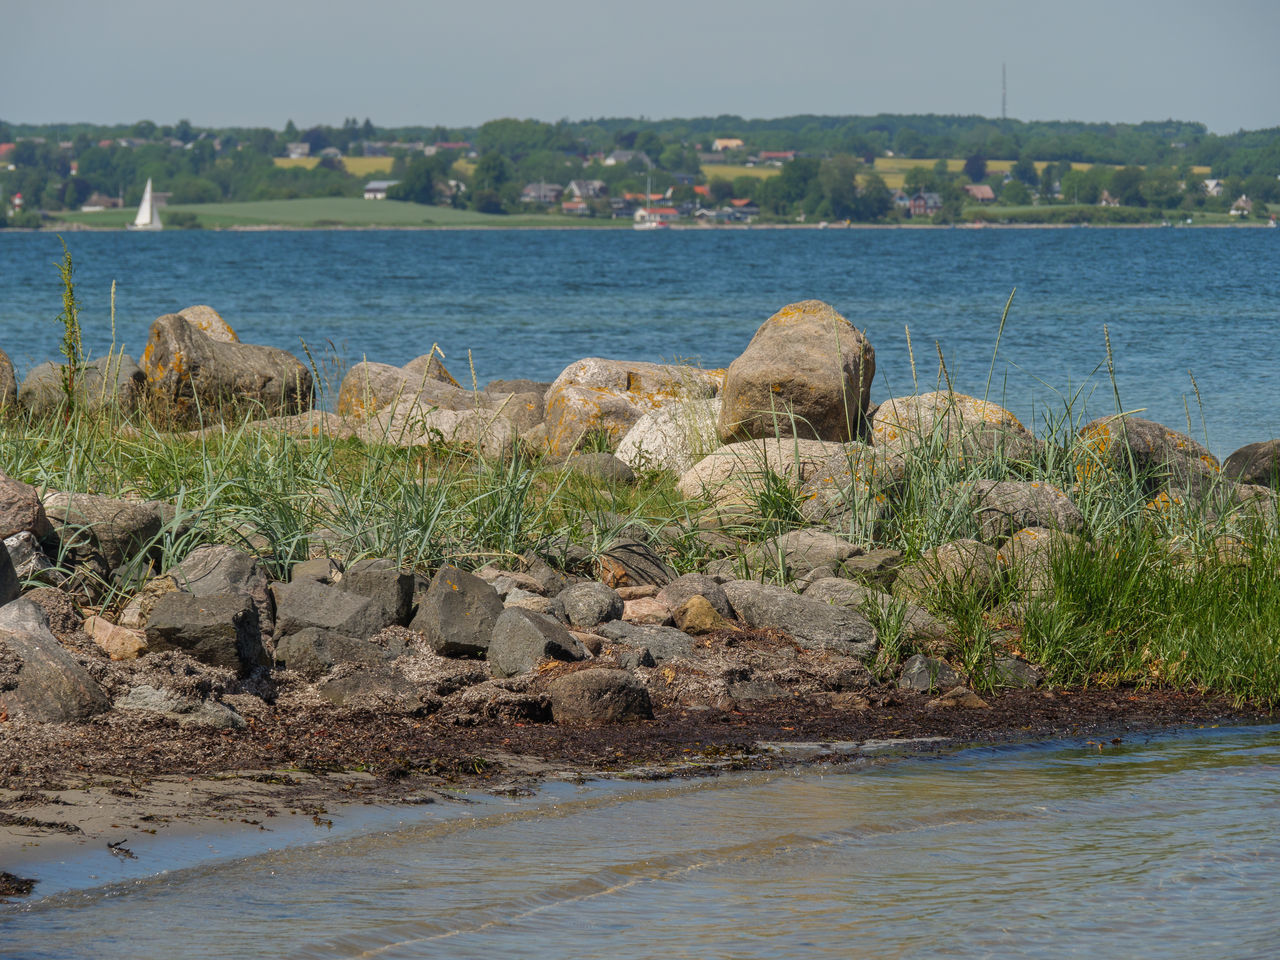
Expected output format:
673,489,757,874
701,163,780,181
871,157,1210,180
272,157,394,175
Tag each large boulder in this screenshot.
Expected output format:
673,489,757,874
141,312,313,425
720,579,877,657
274,628,397,679
677,438,844,507
335,558,413,627
177,304,238,343
1222,440,1280,488
718,300,875,444
594,620,695,663
144,592,268,672
336,354,458,419
892,539,1004,605
798,446,904,528
357,398,516,458
42,491,165,573
543,358,722,456
1076,416,1219,497
0,471,52,541
411,566,504,658
487,608,586,678
872,392,1040,463
545,668,653,723
615,398,722,475
961,479,1085,543
19,354,147,418
803,577,948,651
167,544,275,638
271,579,390,641
0,599,110,721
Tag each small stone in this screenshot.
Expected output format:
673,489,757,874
615,584,659,601
559,581,624,629
84,615,147,660
622,596,672,626
898,654,963,693
926,685,990,710
672,594,729,635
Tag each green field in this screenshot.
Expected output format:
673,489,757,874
54,198,628,229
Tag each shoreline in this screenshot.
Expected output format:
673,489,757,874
2,688,1271,901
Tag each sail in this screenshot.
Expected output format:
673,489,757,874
131,179,163,230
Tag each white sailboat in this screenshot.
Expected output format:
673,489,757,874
127,178,163,231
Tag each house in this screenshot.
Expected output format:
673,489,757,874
424,141,471,156
567,179,606,199
561,199,589,216
609,196,635,217
318,147,343,159
693,184,712,200
604,150,654,168
80,192,122,212
758,150,796,164
521,182,564,204
363,180,400,200
671,172,697,186
1230,195,1253,216
909,192,943,217
1203,179,1224,197
728,197,759,218
964,184,996,203
890,189,911,210
712,138,744,152
285,142,310,159
634,206,679,226
1098,190,1120,207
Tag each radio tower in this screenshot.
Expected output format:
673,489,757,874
1002,63,1007,120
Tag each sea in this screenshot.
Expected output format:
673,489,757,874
0,226,1277,456
1,227,1279,956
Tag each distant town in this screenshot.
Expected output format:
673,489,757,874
1,114,1276,228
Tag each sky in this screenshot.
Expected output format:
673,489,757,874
4,0,1278,134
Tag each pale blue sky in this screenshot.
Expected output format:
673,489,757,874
5,0,1277,133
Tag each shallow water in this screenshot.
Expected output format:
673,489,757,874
4,725,1279,959
1,228,1277,455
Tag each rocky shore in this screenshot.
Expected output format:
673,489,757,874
1,298,1278,896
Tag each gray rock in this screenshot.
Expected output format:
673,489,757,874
559,581,624,629
488,608,586,678
410,566,504,658
840,548,904,588
42,491,165,574
892,539,1004,605
145,592,268,672
758,528,862,578
0,535,19,606
5,531,63,588
486,378,550,398
142,312,313,426
116,683,245,728
546,668,653,723
962,479,1085,544
274,627,394,679
873,392,1041,463
802,577,948,650
291,556,344,583
721,579,877,658
519,553,570,596
337,557,413,626
898,654,963,692
718,299,874,444
594,620,695,662
272,578,389,641
0,599,110,721
989,656,1042,689
656,573,733,620
168,544,274,636
314,664,427,712
567,452,637,485
20,354,147,418
1223,440,1280,488
1077,416,1220,498
0,470,53,541
619,646,656,669
503,588,564,619
598,538,676,588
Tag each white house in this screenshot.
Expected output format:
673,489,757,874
363,180,400,200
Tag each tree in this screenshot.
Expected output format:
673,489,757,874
708,176,734,204
1110,166,1146,206
854,172,892,221
963,151,987,183
387,157,436,204
361,118,375,140
174,118,194,143
1140,167,1181,209
1000,180,1032,206
818,155,861,219
731,175,758,200
1011,152,1038,185
131,119,157,140
283,119,299,140
472,151,512,193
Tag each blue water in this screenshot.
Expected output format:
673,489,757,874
1,228,1277,455
4,725,1279,959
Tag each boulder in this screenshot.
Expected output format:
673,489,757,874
898,654,963,692
757,529,862,578
83,614,147,660
20,354,148,418
335,557,413,627
271,579,389,641
1222,440,1280,488
677,437,843,507
798,445,903,528
145,592,268,672
0,347,16,412
672,594,729,635
545,668,653,723
116,683,245,728
0,599,110,721
42,491,165,573
720,579,877,657
595,620,695,662
543,358,722,456
488,608,586,678
292,556,344,583
892,539,1004,604
274,628,395,679
718,300,875,444
559,581,624,629
656,573,733,620
486,378,549,398
168,544,274,637
358,401,516,458
177,304,238,343
802,577,948,651
141,312,313,425
961,479,1085,543
872,392,1040,462
566,452,637,485
0,471,53,541
615,398,722,475
336,355,459,419
839,548,904,588
410,566,504,658
1076,416,1219,497
597,538,676,589
0,537,19,606
622,596,672,625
